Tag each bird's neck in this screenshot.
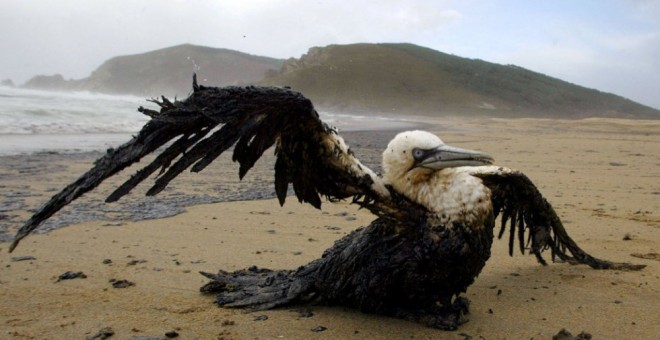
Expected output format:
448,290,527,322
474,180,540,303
386,167,492,225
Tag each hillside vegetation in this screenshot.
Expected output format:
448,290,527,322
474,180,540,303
22,43,659,118
260,43,659,118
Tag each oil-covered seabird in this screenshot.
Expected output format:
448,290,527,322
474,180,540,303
9,78,644,330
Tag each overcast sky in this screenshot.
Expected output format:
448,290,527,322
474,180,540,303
1,0,659,109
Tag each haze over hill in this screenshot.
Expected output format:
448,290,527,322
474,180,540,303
24,44,283,97
21,43,659,119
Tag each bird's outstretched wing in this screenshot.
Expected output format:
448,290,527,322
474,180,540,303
9,77,393,252
471,166,645,271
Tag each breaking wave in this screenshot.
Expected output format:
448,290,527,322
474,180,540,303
0,86,150,135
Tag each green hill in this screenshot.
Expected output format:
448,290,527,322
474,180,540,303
260,43,659,118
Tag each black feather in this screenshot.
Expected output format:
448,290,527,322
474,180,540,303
475,170,644,270
9,78,391,252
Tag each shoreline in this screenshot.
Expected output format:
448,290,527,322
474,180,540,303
1,117,658,339
0,112,423,157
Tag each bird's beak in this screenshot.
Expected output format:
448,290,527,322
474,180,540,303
416,145,494,170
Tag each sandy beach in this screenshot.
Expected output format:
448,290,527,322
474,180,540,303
1,117,658,339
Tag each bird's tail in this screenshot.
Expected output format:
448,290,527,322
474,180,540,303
200,265,318,310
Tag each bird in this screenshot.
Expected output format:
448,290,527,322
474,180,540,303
8,76,644,330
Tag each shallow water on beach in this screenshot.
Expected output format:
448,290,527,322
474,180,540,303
0,129,399,242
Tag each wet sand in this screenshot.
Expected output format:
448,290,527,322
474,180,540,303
1,117,659,339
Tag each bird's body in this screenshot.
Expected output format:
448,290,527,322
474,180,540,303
202,132,508,328
203,191,495,329
10,79,644,330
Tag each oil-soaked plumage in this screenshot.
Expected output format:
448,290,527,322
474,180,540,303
9,77,644,330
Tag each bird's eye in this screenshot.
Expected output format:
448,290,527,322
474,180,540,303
412,149,425,159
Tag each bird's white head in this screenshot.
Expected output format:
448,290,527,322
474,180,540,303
382,130,494,188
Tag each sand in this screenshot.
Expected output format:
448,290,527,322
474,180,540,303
1,117,658,339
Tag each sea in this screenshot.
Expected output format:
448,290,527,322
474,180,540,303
0,86,412,156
